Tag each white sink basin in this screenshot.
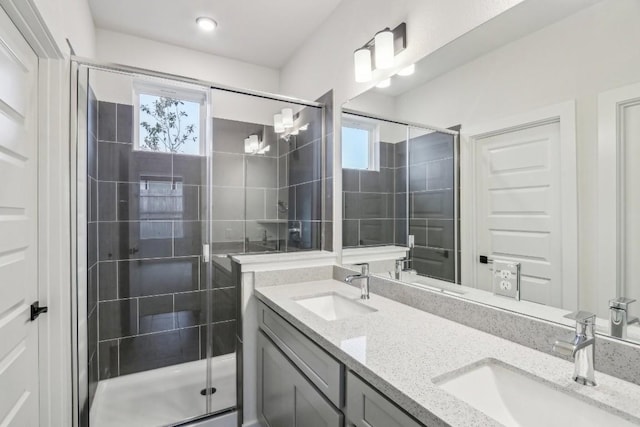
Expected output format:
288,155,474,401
295,292,377,321
435,359,638,427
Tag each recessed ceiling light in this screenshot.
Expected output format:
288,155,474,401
196,17,217,32
376,78,391,89
397,64,415,76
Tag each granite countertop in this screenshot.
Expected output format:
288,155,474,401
254,280,640,427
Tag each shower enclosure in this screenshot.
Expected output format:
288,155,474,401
341,110,459,283
71,60,326,427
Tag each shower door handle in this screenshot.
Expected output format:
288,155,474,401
30,301,48,321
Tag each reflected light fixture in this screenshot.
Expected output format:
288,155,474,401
282,108,294,128
397,64,415,76
354,47,373,83
376,78,391,89
274,113,285,134
196,17,217,32
374,28,394,69
244,134,270,154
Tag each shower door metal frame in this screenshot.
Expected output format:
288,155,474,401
69,57,326,427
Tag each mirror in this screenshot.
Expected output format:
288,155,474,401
340,0,640,344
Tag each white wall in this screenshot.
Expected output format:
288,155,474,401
95,29,280,93
392,0,640,314
32,0,96,56
279,0,524,104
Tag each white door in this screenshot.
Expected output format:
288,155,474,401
0,7,40,427
475,122,563,306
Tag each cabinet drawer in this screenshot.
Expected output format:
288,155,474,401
258,301,344,407
258,332,344,427
346,371,423,427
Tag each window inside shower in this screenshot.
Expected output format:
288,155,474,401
76,64,327,427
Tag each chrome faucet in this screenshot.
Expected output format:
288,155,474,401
609,297,637,339
553,311,597,386
394,257,416,280
345,263,370,300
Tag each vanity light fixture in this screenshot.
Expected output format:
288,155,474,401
353,23,407,83
354,47,373,83
376,78,391,89
374,29,394,69
397,63,415,76
196,17,217,32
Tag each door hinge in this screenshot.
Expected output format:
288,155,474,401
30,301,48,321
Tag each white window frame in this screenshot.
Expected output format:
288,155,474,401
133,81,208,155
341,118,380,171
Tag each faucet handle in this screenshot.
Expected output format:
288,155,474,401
609,297,636,310
564,310,596,325
354,262,369,275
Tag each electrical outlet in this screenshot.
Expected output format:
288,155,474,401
492,259,520,300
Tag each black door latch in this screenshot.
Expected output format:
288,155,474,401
30,301,48,321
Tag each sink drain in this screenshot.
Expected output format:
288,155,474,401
200,387,217,396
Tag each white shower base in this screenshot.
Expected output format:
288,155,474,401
90,354,236,427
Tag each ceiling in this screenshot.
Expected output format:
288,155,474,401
88,0,344,69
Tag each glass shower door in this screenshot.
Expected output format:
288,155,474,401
77,64,231,427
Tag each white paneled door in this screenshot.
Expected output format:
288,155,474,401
0,7,40,427
475,122,562,306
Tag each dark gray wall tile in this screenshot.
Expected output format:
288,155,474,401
427,158,454,190
246,156,277,188
173,154,205,186
174,221,202,257
410,219,427,247
200,321,236,358
99,221,173,260
99,299,138,340
412,190,454,219
413,246,455,282
343,220,359,247
98,181,116,222
139,295,174,334
212,152,244,187
98,101,116,141
360,219,394,246
342,169,359,192
119,327,199,375
245,189,265,220
394,141,407,168
410,132,454,165
88,222,97,267
289,140,320,185
116,104,133,143
98,340,119,380
175,291,206,328
409,165,427,192
360,169,394,193
118,257,199,298
212,186,245,221
295,181,321,221
98,261,118,301
427,219,455,250
395,166,407,193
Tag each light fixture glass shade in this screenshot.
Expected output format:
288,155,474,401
374,29,394,69
274,114,285,133
376,78,391,89
281,108,294,128
397,64,415,76
354,48,372,83
196,17,217,32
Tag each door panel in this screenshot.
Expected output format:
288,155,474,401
475,122,562,306
0,7,39,427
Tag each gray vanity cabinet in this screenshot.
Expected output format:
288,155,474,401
345,372,422,427
258,331,344,427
